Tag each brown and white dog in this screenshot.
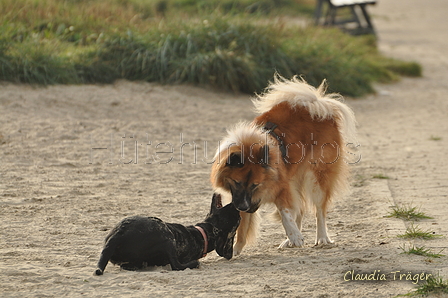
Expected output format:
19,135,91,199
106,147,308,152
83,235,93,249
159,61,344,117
210,76,357,255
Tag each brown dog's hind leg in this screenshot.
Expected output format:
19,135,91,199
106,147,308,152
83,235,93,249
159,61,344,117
308,168,335,246
314,188,333,245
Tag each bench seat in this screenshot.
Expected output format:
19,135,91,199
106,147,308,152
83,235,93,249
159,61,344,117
314,0,377,35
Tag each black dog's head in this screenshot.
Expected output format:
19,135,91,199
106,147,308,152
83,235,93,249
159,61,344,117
204,193,241,260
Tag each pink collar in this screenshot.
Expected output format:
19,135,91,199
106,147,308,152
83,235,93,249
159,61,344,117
194,226,208,258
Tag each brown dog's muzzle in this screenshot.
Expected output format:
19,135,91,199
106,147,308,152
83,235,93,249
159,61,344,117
230,185,260,213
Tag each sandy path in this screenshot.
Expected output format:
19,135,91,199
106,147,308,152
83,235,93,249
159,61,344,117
356,0,448,255
1,0,447,297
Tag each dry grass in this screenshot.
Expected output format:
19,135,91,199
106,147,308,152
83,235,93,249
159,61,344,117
0,0,422,95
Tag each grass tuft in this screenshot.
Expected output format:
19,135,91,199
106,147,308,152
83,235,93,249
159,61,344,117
429,135,442,141
386,204,433,221
397,224,442,240
400,275,448,297
373,174,390,179
400,244,445,258
352,174,367,187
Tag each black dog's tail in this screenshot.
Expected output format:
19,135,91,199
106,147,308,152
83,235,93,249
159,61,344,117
94,236,118,276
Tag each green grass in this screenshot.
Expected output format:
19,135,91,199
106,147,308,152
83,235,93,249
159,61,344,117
399,275,448,297
429,135,442,141
373,174,390,179
352,174,367,187
400,244,445,258
386,204,433,221
171,0,316,15
0,0,422,96
397,224,442,240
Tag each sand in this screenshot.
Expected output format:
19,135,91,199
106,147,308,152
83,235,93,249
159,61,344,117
1,0,447,297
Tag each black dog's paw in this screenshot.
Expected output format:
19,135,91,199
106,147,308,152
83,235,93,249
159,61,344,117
188,260,200,269
94,269,103,276
171,260,200,270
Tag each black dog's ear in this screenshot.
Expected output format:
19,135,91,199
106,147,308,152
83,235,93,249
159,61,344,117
226,152,244,168
210,193,223,213
213,193,223,208
259,145,269,167
215,203,240,259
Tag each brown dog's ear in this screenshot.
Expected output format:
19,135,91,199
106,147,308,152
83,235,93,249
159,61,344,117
226,152,244,168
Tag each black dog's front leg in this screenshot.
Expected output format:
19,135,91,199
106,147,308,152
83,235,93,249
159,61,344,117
165,242,200,270
171,259,200,270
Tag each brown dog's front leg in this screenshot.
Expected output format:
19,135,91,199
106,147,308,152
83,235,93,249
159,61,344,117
233,211,260,256
278,208,304,248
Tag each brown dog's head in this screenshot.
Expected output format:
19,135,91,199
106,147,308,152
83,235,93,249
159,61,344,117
211,124,281,213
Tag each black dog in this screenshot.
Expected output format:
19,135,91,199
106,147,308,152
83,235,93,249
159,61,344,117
94,194,240,275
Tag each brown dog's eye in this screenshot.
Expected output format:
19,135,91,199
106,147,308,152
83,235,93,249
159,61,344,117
228,179,241,186
226,152,244,168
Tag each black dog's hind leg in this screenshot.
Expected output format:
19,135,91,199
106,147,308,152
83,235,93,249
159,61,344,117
166,243,200,270
94,237,118,275
120,262,144,271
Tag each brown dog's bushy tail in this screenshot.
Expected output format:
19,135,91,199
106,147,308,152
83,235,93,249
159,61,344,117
252,74,357,144
94,236,118,276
